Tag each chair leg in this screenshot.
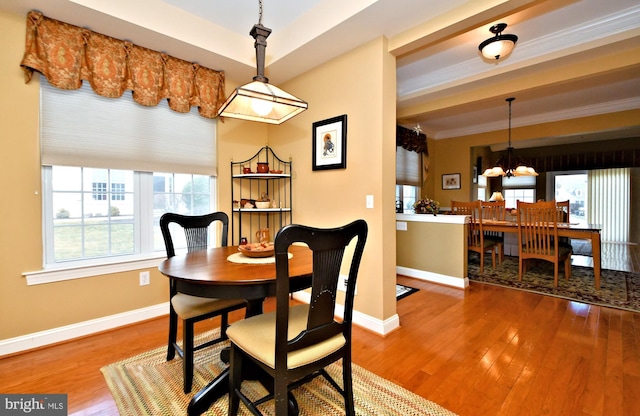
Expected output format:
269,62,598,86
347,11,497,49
183,320,194,394
220,312,229,339
553,262,559,287
167,308,178,361
343,357,355,416
228,345,241,416
518,258,523,281
565,257,571,280
479,252,484,274
490,248,496,268
274,375,289,416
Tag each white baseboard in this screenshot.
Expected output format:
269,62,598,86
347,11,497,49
0,303,169,357
396,266,469,289
292,291,400,336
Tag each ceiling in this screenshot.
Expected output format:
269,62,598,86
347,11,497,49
2,0,639,148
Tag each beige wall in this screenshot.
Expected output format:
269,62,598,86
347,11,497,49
0,9,398,343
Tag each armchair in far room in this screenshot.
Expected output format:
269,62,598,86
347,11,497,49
481,200,506,264
452,200,497,274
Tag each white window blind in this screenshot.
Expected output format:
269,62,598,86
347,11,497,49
396,147,421,186
40,76,217,175
588,168,630,242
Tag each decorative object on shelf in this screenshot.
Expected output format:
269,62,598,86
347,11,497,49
478,23,518,60
482,98,538,177
413,198,440,215
242,166,252,174
255,228,270,244
215,0,307,124
312,114,347,171
256,162,269,173
442,173,461,190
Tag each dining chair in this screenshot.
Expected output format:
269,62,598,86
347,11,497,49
516,201,573,287
452,200,497,274
480,200,506,264
227,219,368,416
160,212,246,394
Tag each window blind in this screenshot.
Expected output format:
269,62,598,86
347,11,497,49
40,76,217,175
396,147,421,186
588,168,630,242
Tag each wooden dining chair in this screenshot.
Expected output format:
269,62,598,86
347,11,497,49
227,219,368,416
160,212,247,393
452,200,497,274
481,200,506,264
516,201,573,287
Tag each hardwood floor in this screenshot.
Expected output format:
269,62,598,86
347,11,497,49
1,243,639,415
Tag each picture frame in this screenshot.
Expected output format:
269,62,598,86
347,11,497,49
442,173,461,190
312,114,347,171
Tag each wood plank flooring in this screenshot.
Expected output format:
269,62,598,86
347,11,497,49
1,243,639,415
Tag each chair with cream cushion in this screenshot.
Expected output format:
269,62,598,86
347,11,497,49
160,212,246,394
227,219,368,416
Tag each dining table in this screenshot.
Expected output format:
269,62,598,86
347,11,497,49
481,220,603,289
158,244,313,416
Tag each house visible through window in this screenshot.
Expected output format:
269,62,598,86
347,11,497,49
92,182,107,200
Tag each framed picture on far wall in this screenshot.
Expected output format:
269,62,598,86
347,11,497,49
312,114,347,170
442,173,461,190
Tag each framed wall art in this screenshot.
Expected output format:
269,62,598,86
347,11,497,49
442,173,461,190
312,114,347,171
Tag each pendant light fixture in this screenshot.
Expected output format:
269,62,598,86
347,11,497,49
478,23,518,60
216,0,308,124
482,97,538,178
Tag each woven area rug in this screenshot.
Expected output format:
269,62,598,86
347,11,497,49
102,329,456,416
468,255,640,312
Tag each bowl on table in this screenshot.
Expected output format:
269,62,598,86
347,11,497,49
238,242,274,258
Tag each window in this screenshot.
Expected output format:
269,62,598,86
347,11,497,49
396,146,422,212
502,175,536,209
396,185,420,213
40,77,217,270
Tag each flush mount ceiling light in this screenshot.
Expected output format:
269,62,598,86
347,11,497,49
478,23,518,60
482,97,538,178
216,0,308,124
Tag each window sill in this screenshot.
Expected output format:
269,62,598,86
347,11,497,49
22,255,166,286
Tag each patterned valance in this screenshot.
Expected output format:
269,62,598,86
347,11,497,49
396,125,428,154
20,11,225,119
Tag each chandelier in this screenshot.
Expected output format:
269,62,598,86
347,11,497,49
482,97,538,178
216,0,308,124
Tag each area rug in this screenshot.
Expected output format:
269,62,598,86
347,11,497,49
396,284,419,300
102,329,456,416
468,255,640,313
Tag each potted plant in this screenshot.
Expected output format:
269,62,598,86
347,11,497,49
413,198,440,215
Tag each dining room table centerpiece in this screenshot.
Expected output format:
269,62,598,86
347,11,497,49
413,198,440,215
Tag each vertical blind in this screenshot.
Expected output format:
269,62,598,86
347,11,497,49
588,168,630,242
40,76,217,175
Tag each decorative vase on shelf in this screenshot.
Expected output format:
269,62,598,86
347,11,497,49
256,162,269,173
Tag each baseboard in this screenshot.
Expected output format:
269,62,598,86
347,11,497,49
0,303,169,357
291,291,400,336
396,266,469,289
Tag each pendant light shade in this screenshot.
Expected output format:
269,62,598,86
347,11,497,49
479,23,518,60
216,2,307,124
482,98,538,178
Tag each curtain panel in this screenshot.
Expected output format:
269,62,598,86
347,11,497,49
20,10,225,119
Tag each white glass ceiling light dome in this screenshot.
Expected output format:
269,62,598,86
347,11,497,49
479,23,518,60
